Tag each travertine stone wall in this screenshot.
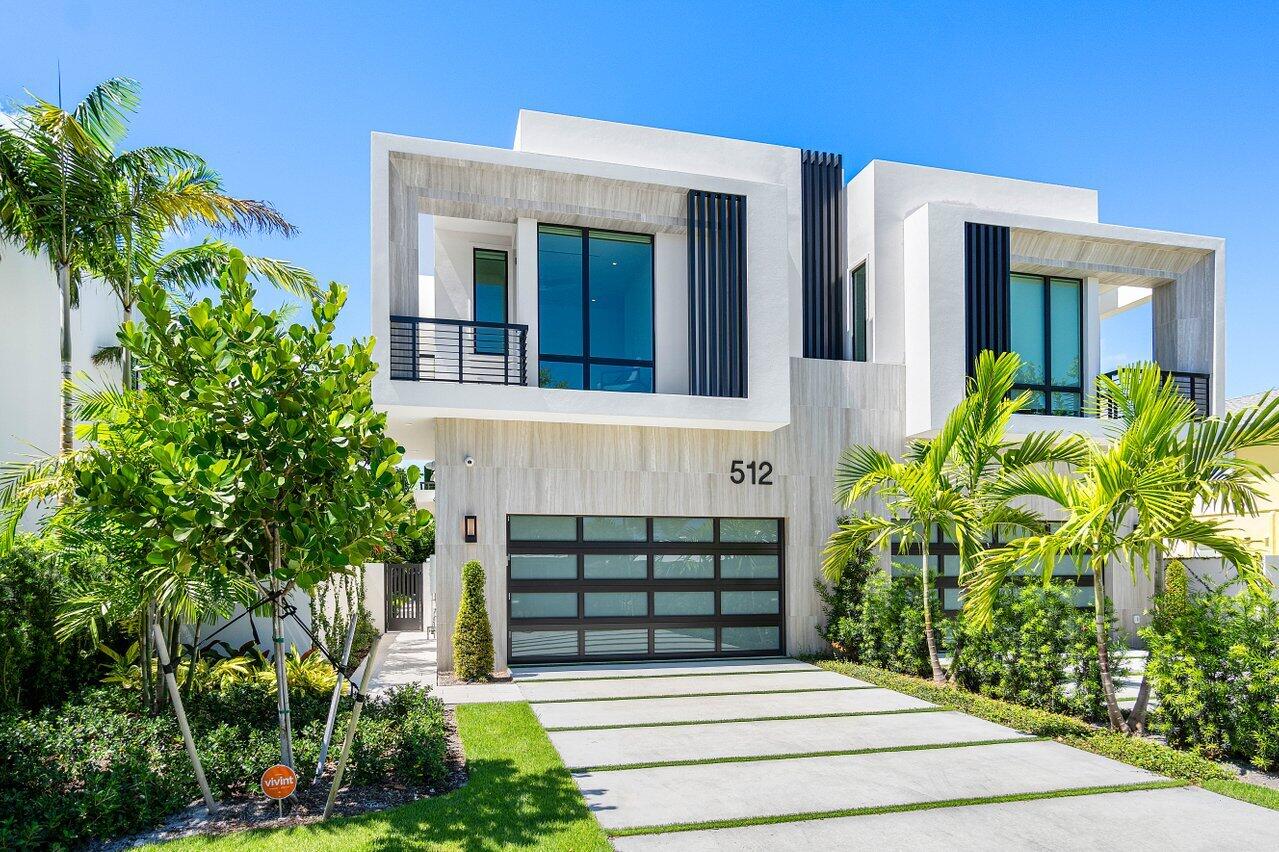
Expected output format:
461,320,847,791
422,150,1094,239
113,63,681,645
431,358,904,671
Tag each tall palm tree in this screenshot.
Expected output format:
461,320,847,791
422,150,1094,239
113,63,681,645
823,351,1074,683
86,125,311,386
966,363,1279,730
0,77,136,451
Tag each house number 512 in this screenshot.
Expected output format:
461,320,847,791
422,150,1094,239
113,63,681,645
730,460,774,485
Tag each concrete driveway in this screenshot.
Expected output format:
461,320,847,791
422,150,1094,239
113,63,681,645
512,657,1279,849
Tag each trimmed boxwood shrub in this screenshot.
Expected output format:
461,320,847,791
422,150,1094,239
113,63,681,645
1143,583,1279,770
453,560,494,681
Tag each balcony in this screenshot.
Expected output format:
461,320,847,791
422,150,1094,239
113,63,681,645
1102,367,1211,417
389,316,527,385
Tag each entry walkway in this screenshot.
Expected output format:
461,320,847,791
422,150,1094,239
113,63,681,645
511,657,1279,848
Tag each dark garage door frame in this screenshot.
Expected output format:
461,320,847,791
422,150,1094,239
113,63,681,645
507,515,785,664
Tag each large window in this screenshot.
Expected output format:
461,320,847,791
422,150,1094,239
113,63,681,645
537,225,654,393
1010,273,1083,415
473,249,508,355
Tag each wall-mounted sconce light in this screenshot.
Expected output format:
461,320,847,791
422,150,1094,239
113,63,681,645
464,514,478,543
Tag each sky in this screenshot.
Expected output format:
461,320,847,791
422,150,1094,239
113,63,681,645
4,1,1278,397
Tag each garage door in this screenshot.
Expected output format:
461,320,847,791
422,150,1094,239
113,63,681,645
507,515,785,663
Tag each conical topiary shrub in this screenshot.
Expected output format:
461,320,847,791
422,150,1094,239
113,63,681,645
453,560,494,681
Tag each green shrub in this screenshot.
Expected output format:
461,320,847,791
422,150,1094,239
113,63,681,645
949,582,1123,723
816,659,1228,784
0,689,192,849
826,567,936,678
350,684,448,787
453,560,494,681
815,540,874,654
0,535,100,712
1142,587,1279,770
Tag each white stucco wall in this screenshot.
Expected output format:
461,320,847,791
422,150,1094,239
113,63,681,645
0,242,121,528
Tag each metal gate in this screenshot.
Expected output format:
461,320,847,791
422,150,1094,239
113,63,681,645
385,563,424,631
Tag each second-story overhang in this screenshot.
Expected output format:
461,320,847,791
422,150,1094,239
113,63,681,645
903,202,1225,439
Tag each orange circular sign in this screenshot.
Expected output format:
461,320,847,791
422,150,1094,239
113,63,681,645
261,764,298,800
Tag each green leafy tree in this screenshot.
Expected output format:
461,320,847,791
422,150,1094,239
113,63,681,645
56,249,422,764
966,364,1279,731
453,561,494,681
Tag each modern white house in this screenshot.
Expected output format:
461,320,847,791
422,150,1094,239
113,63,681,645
370,111,1225,671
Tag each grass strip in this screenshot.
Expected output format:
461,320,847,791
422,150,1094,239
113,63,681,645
513,666,818,683
159,702,611,852
1204,778,1279,812
570,735,1041,773
813,660,1229,784
608,779,1188,836
530,685,874,705
543,705,945,732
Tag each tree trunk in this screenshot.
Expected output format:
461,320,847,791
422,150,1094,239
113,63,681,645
1092,569,1125,730
183,620,202,703
139,612,153,711
57,262,73,453
269,531,295,770
920,537,946,685
1126,547,1162,734
121,301,134,390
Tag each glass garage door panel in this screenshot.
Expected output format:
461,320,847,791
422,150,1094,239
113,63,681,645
507,515,784,662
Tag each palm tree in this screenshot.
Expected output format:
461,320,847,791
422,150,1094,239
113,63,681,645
0,77,136,451
965,363,1279,731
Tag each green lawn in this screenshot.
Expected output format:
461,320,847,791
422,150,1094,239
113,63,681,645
164,702,610,851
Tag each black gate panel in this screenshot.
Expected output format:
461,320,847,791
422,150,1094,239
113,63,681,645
385,563,424,631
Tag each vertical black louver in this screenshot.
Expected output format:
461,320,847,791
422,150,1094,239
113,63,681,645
801,150,846,360
687,190,748,398
964,222,1011,376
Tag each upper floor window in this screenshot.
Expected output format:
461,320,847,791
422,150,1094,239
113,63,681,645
537,225,654,393
473,248,508,355
1010,273,1082,415
850,262,868,362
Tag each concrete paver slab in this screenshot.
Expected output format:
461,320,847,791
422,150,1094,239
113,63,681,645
519,669,862,702
548,710,1027,769
531,687,935,729
512,658,817,681
435,683,524,704
574,740,1158,831
612,786,1279,850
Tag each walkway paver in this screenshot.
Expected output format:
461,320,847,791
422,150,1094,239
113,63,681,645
511,657,1279,847
517,669,862,702
548,710,1028,769
573,740,1159,831
612,786,1279,850
530,685,934,729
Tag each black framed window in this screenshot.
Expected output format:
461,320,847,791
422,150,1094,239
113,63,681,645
473,248,508,355
537,225,654,393
890,524,1095,613
850,262,868,362
1010,273,1083,415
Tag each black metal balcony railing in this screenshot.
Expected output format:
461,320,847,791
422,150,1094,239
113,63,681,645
390,316,528,385
1101,368,1211,418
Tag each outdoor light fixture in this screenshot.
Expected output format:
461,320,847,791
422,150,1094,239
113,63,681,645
464,515,478,543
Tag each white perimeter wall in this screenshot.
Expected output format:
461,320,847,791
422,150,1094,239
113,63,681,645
0,242,121,528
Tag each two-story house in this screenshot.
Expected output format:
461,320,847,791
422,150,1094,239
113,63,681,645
371,111,1224,671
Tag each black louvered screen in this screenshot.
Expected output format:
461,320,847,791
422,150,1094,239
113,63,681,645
687,190,748,398
964,222,1011,376
802,150,846,360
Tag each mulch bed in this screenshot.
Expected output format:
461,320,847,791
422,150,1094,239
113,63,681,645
435,670,513,687
90,706,468,850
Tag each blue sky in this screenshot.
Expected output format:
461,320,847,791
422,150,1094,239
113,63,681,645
6,1,1278,396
